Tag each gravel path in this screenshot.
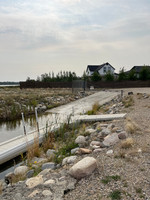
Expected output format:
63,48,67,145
64,88,150,200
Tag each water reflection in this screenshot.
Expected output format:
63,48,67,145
0,112,53,143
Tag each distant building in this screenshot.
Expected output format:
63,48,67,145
126,65,150,78
86,62,115,76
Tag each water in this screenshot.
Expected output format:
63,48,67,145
0,112,56,143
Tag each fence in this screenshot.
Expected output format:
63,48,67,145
20,80,150,89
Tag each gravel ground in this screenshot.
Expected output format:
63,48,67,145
64,88,150,200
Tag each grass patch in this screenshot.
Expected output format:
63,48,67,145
109,190,122,200
101,175,121,184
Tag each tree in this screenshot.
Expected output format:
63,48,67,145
127,70,137,80
118,67,127,81
104,72,114,81
91,71,102,82
139,66,150,80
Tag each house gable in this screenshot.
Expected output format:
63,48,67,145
86,62,115,76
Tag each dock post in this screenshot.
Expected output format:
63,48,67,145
21,112,26,135
35,107,40,135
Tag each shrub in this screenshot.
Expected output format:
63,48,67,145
91,71,102,82
104,72,114,81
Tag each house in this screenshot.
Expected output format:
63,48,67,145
126,65,150,78
86,62,115,76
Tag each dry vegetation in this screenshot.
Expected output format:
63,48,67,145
0,87,89,122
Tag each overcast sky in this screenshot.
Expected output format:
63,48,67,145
0,0,150,81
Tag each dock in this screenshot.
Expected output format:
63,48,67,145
0,113,126,165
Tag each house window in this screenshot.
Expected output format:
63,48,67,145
103,67,106,73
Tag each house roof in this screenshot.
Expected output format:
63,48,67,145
131,66,150,73
87,62,115,72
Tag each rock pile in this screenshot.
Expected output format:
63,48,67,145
0,120,129,200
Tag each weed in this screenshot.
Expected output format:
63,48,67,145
109,190,122,200
0,182,3,194
120,138,134,149
101,176,111,184
111,175,121,181
86,102,100,115
27,134,41,165
54,141,78,164
33,166,41,176
122,96,134,108
101,175,121,184
42,131,55,153
135,187,142,194
114,149,126,158
125,118,140,134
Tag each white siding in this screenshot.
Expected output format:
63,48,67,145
98,64,114,76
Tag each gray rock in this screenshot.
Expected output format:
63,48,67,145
42,190,52,196
62,156,77,166
103,133,119,146
71,147,79,154
75,135,86,147
101,128,111,136
90,141,101,146
13,193,26,200
42,162,55,170
39,169,51,176
118,131,127,140
26,169,34,178
46,149,56,158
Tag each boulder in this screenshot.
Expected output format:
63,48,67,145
103,133,119,147
69,157,97,179
14,166,28,176
62,156,77,166
26,175,44,188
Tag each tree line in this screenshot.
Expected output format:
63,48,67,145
26,66,150,83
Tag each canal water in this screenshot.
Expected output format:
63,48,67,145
0,112,62,179
0,112,59,143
